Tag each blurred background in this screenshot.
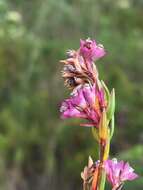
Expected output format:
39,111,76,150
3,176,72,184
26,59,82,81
0,0,142,189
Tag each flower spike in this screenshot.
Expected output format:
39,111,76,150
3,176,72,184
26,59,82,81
59,38,138,190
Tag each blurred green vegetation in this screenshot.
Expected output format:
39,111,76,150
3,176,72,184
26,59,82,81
0,0,142,189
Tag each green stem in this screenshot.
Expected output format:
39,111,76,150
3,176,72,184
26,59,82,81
98,139,110,190
99,169,106,190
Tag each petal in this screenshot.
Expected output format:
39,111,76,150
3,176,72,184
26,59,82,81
121,163,138,181
93,44,106,59
82,85,95,106
79,39,106,61
60,100,86,119
71,89,87,109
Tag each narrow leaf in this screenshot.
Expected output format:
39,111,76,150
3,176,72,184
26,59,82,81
110,114,115,139
101,80,110,102
107,88,115,121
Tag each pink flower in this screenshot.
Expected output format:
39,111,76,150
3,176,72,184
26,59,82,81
104,159,138,190
60,84,107,127
79,38,106,62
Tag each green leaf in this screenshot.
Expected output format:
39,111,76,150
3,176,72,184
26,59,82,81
101,80,110,102
110,114,115,139
107,88,115,121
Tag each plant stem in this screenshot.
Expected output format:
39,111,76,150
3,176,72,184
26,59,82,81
99,169,106,190
98,139,110,190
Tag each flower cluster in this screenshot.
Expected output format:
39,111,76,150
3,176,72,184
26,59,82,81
60,39,106,89
60,84,107,127
81,157,138,190
59,38,138,190
105,159,138,190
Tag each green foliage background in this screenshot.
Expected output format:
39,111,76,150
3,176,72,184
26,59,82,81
0,0,142,189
